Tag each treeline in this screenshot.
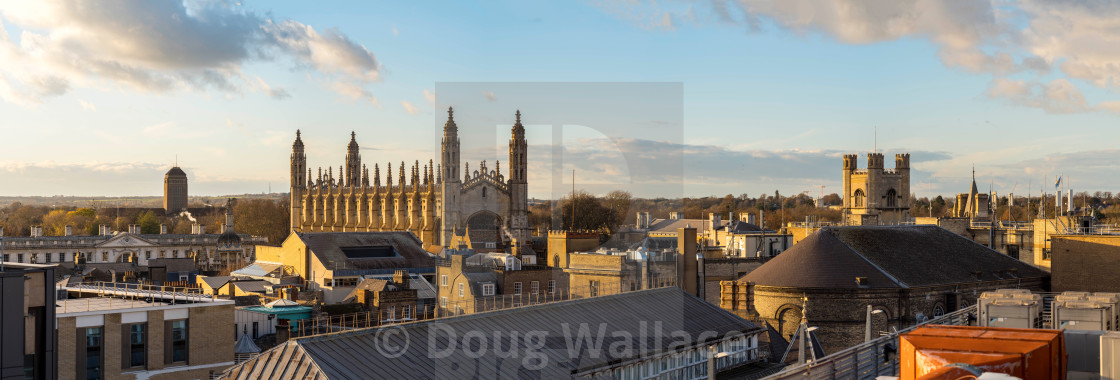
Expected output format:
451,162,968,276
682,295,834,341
0,199,291,244
529,191,845,234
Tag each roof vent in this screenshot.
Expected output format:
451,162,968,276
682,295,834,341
971,271,982,281
855,277,869,287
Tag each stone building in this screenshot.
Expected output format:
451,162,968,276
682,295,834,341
56,293,235,380
435,250,568,316
842,153,911,225
289,108,531,255
0,222,263,279
163,166,188,213
724,225,1049,355
252,231,436,304
346,270,422,322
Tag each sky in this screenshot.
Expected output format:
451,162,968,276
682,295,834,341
1,0,1119,199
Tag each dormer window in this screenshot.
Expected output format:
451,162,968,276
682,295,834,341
481,283,495,296
855,277,869,288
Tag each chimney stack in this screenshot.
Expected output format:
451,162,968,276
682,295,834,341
30,226,42,238
393,270,410,289
65,225,73,236
160,224,168,234
128,224,140,234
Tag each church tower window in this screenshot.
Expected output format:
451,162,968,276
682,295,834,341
854,189,866,208
886,189,898,208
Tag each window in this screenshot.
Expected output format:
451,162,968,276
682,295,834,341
886,189,898,208
530,281,539,294
17,254,23,263
2,254,8,262
440,297,448,307
458,283,464,297
146,251,151,260
168,320,187,364
589,280,600,297
252,322,259,339
548,280,556,295
383,306,396,322
46,253,52,263
85,328,103,380
513,282,522,295
127,324,146,368
1043,249,1052,260
854,189,866,208
440,275,447,287
403,305,412,320
481,283,495,296
101,252,108,262
173,250,179,258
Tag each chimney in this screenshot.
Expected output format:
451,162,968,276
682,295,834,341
30,226,42,238
709,213,721,230
128,224,140,234
0,226,5,237
451,254,465,275
65,225,73,236
99,224,110,236
192,223,204,235
160,224,168,234
669,212,683,220
393,270,410,289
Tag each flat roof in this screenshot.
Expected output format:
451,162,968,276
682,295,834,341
56,297,233,315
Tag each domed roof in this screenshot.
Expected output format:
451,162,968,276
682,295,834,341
217,229,241,248
166,166,187,176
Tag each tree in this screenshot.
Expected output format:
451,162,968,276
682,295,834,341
136,211,160,234
559,190,611,233
602,190,632,235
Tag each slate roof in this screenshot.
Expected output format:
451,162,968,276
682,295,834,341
297,232,434,271
218,287,764,380
720,220,768,234
743,225,1050,289
232,262,283,277
165,166,187,176
234,333,262,354
200,276,234,290
646,218,721,235
232,280,271,294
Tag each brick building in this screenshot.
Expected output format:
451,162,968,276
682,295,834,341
1051,234,1120,293
435,251,568,315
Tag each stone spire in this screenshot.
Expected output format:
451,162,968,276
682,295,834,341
399,161,406,193
345,131,361,187
386,162,393,186
374,163,381,187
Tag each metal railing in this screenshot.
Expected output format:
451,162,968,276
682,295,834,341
59,281,214,305
762,305,977,380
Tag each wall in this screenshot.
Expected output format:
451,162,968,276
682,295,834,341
1052,235,1120,292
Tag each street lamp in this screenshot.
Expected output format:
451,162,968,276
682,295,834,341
865,305,884,342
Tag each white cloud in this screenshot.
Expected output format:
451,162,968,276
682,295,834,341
142,122,175,136
600,0,1120,115
0,0,380,106
401,100,418,115
986,78,1095,114
392,26,399,36
482,91,497,102
77,98,95,111
422,89,435,104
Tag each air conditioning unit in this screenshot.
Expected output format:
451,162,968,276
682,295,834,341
1101,331,1120,379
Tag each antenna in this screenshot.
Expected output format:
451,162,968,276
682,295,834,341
874,126,877,153
571,170,576,231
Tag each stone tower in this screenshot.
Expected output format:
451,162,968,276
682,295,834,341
508,110,531,255
163,166,188,213
842,152,911,225
440,107,462,246
290,130,306,231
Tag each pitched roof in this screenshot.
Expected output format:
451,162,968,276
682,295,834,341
744,225,1049,289
232,262,284,277
199,276,234,290
232,280,271,294
218,287,762,380
265,299,300,308
296,232,434,272
646,218,719,235
234,333,262,354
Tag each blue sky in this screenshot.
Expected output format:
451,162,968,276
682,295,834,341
1,1,1118,198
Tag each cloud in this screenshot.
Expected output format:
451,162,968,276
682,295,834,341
392,26,399,36
0,160,276,196
330,80,379,106
77,99,95,111
254,76,290,100
599,0,1120,115
142,122,175,136
0,0,380,106
401,100,418,115
422,89,435,104
482,91,497,102
986,78,1093,114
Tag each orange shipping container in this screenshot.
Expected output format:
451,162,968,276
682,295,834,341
899,325,1066,380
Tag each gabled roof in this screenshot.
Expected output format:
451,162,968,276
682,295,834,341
218,287,763,380
200,276,234,290
744,225,1050,289
296,232,434,271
